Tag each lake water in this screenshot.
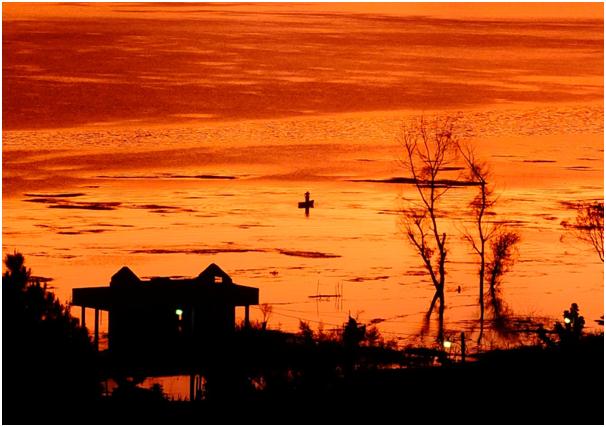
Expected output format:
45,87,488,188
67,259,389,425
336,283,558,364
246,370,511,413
3,3,604,349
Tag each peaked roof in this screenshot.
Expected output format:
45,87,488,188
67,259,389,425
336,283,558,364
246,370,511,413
110,266,141,287
198,263,233,284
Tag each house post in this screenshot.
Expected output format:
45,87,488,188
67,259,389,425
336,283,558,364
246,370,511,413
81,306,86,328
244,305,250,329
94,309,100,351
189,373,195,402
191,307,195,337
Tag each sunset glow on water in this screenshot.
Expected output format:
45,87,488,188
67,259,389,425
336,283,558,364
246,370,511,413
3,3,603,350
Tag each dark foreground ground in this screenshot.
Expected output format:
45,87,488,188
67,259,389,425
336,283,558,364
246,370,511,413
5,334,603,425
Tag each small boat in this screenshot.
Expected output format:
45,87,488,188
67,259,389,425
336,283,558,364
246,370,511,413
298,200,314,208
298,191,314,209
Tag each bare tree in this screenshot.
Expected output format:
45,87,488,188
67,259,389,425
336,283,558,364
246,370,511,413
458,144,524,343
400,117,459,342
564,201,604,262
259,303,273,330
458,145,499,344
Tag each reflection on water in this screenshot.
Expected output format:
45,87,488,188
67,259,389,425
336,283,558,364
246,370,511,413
3,3,602,130
104,375,195,401
3,105,603,346
2,3,603,346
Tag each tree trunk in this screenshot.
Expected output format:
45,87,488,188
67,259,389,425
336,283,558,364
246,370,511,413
489,275,498,314
477,182,486,345
426,288,440,319
478,250,485,345
437,287,445,343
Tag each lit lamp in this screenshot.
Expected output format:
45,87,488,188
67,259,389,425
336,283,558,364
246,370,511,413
176,308,183,321
564,317,571,324
443,340,452,349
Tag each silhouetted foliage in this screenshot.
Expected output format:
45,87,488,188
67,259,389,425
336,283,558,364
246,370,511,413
562,201,604,262
364,325,382,346
259,302,273,330
400,117,459,342
3,252,100,422
554,303,585,345
4,251,29,287
343,316,366,349
485,230,520,335
538,303,587,351
298,320,314,344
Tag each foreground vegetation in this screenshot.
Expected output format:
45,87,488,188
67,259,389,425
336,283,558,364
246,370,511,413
3,253,603,424
90,326,605,424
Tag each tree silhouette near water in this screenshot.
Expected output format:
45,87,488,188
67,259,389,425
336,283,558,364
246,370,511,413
400,117,459,343
3,252,100,423
458,145,521,344
562,201,604,262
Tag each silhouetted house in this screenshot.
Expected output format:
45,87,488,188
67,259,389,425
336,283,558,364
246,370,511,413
72,264,259,353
